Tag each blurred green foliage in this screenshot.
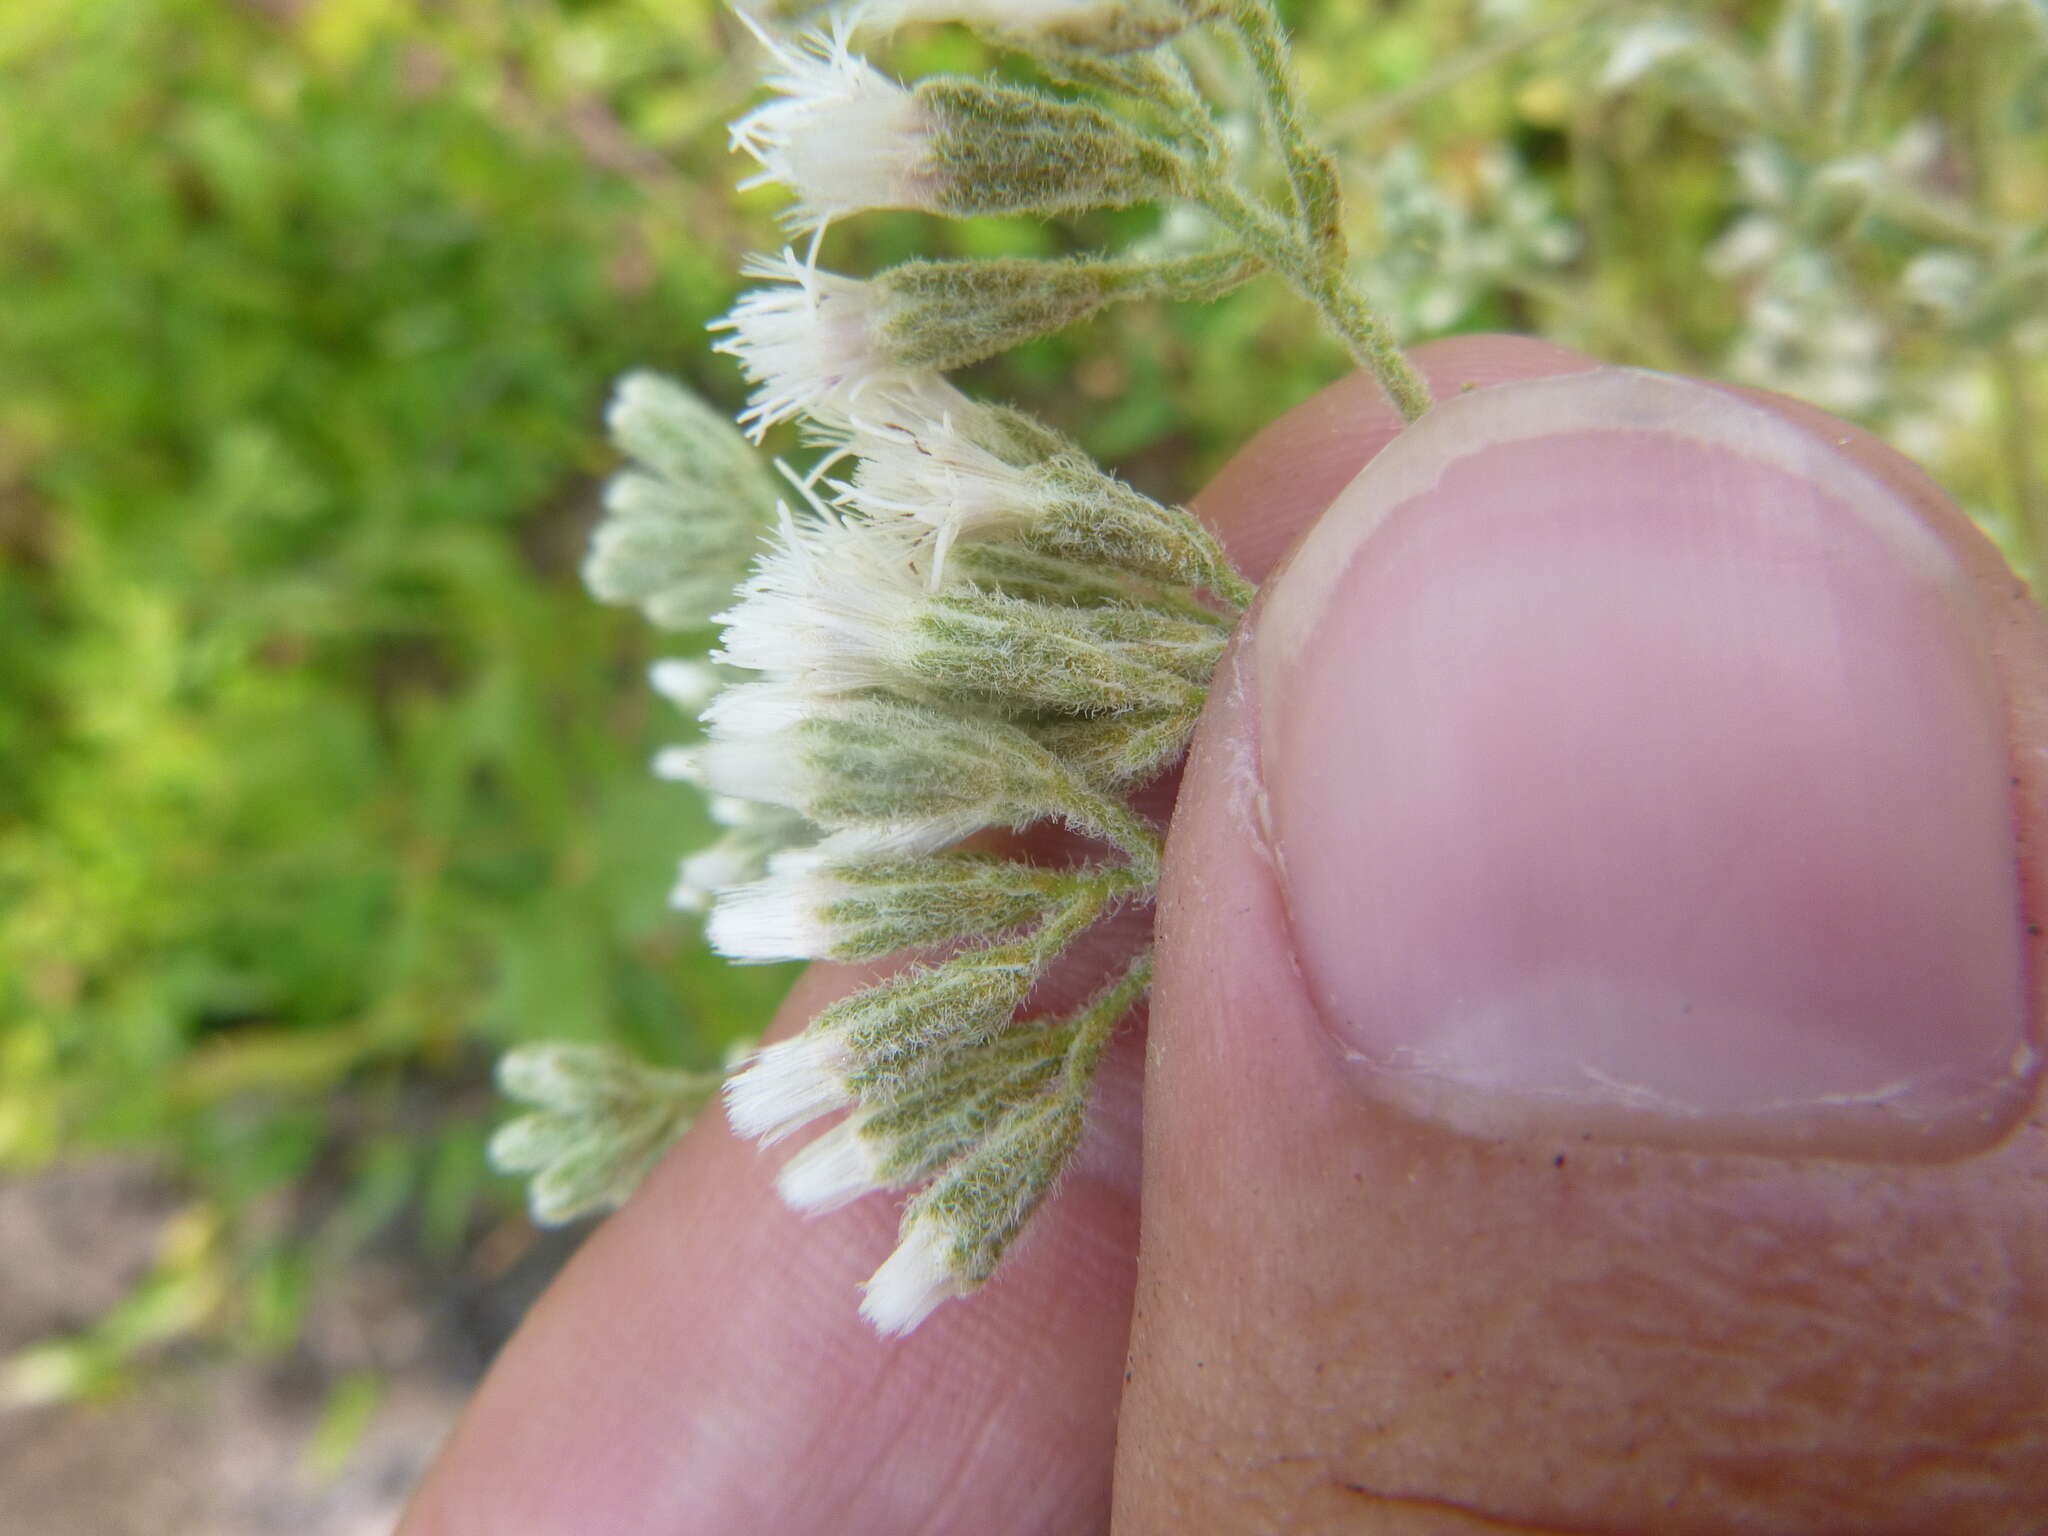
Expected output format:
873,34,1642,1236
1,0,2042,1382
0,0,795,1350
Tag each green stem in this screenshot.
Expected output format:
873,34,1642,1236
1124,50,1233,160
1226,0,1332,231
1061,949,1154,1090
1109,247,1265,305
1050,770,1165,882
1194,176,1432,422
1021,865,1144,969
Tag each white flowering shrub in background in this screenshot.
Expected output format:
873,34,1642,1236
1585,0,2048,560
495,0,2048,1335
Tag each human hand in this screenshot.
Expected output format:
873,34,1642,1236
400,335,2048,1534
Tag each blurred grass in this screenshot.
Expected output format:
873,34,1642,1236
0,0,798,1354
0,0,2041,1388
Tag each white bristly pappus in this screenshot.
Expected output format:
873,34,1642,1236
859,1212,970,1335
723,1031,857,1145
728,16,938,234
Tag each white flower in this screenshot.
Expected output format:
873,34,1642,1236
694,715,989,855
649,659,724,713
1706,214,1782,278
807,816,992,861
693,676,1012,848
830,412,1045,582
1600,19,1700,93
712,253,932,440
706,863,840,961
776,1119,887,1213
670,838,769,914
1900,250,1981,321
860,1212,970,1335
699,679,824,737
1726,253,1887,415
729,18,936,233
708,793,765,828
652,745,705,784
724,1032,856,1143
701,702,1007,855
695,724,824,812
712,505,932,689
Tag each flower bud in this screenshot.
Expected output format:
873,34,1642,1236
583,373,777,629
709,854,1088,963
729,22,1181,235
491,1043,717,1224
861,1088,1082,1333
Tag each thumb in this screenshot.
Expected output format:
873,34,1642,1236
1118,367,2048,1530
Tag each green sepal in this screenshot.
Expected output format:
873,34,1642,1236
856,1019,1077,1186
872,249,1259,374
817,856,1116,961
919,77,1185,219
821,942,1053,1094
908,1088,1084,1288
1029,708,1201,787
797,701,1072,833
910,590,1211,717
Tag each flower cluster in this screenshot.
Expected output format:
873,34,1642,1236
1597,2,2048,565
490,1043,730,1224
504,0,1436,1333
693,398,1229,1328
583,371,780,628
1350,143,1578,342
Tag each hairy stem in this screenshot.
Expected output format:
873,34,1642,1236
1050,770,1165,882
1109,246,1265,304
1061,949,1154,1092
1226,0,1339,234
1193,175,1433,422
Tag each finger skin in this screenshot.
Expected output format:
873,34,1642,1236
399,337,1589,1535
1115,372,2048,1531
400,956,1146,1536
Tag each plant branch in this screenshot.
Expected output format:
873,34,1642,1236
1191,174,1432,421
